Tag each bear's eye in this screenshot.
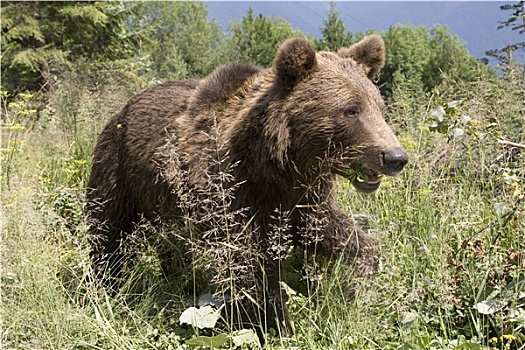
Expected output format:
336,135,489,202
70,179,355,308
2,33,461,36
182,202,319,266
344,106,360,118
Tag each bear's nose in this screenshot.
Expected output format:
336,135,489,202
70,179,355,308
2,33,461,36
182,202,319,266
382,148,408,175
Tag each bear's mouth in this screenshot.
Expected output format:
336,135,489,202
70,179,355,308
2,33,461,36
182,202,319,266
348,167,383,193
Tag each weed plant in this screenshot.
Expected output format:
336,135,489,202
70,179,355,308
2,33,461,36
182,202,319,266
1,64,524,349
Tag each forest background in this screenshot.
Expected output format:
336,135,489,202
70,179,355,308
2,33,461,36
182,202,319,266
1,1,524,349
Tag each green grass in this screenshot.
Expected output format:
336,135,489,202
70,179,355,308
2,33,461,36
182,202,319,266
1,68,524,349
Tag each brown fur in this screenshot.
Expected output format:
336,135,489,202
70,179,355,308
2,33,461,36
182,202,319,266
87,36,407,339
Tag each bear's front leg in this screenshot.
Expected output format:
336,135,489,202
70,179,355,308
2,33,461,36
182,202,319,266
262,261,292,337
226,260,292,345
221,246,293,344
302,204,379,277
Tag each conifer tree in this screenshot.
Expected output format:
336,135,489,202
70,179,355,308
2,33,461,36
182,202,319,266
1,1,141,94
315,2,353,51
229,8,302,67
486,1,524,68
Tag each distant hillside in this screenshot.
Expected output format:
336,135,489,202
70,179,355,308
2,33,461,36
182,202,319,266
205,1,524,65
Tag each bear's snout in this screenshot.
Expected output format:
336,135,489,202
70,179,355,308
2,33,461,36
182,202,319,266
381,148,409,175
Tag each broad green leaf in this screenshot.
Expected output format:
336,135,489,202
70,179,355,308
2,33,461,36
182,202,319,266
231,329,261,347
185,334,229,348
436,121,449,134
474,298,507,315
179,305,221,329
431,106,446,122
493,202,507,216
452,127,464,138
447,100,460,108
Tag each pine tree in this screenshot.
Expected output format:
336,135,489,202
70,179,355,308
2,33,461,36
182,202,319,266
315,2,353,51
229,8,302,67
1,1,141,94
486,1,524,69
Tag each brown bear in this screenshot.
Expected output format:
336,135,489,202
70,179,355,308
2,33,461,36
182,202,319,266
87,35,408,339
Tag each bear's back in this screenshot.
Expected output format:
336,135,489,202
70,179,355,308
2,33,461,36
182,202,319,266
189,62,262,112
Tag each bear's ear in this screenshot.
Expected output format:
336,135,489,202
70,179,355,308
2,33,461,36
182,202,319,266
274,37,317,89
338,34,385,80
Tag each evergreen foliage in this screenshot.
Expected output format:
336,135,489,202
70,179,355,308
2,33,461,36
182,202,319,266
314,2,353,51
228,8,302,67
0,1,495,100
0,1,142,94
486,1,524,67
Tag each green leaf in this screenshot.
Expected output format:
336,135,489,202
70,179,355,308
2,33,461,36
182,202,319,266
436,121,449,135
431,106,446,122
452,127,464,139
3,16,44,43
493,202,507,216
447,100,460,108
185,334,229,348
179,305,221,329
59,5,108,26
231,329,261,347
11,48,42,70
453,343,482,350
347,165,368,183
396,342,423,350
474,298,507,315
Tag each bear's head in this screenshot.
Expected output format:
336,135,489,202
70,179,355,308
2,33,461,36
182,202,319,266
268,35,408,193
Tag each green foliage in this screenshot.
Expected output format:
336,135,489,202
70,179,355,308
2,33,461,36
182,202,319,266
228,8,303,67
346,165,369,183
428,100,471,141
499,0,525,33
0,91,37,189
136,2,226,79
1,1,493,105
0,1,143,94
2,4,524,349
3,55,524,350
314,2,353,51
380,25,488,99
486,1,525,66
178,301,261,348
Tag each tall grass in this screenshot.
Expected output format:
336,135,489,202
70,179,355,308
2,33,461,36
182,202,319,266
1,65,523,349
